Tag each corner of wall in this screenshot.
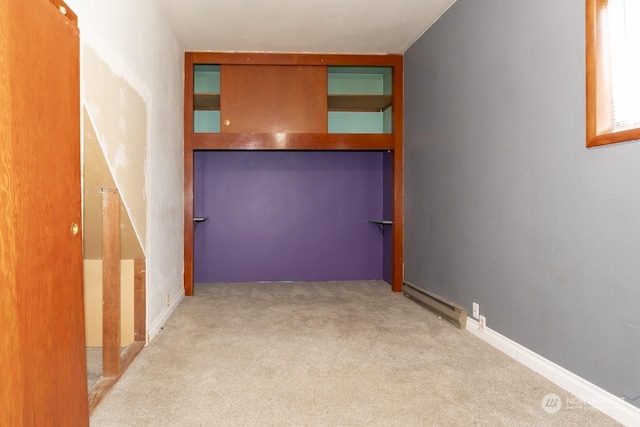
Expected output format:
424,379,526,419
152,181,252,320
147,286,185,342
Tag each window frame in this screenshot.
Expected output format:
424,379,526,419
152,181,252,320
586,0,640,147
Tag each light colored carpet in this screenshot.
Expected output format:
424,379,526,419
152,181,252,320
90,281,618,426
86,347,102,392
86,346,131,392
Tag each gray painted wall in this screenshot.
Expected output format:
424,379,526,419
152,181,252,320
404,0,640,405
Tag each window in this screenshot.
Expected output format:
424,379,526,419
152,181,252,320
586,0,640,147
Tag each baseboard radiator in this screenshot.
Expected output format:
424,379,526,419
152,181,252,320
403,281,467,330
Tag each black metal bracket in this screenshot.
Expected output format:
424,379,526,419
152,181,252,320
369,220,393,235
194,217,209,230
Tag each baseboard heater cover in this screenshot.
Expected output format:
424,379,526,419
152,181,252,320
403,281,467,329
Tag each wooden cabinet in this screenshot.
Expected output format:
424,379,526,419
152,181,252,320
220,65,327,133
190,60,397,137
194,64,328,134
184,52,404,296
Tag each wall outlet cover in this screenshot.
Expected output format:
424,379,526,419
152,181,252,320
473,302,479,319
479,315,486,331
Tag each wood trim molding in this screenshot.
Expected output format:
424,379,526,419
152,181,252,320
586,0,599,145
588,128,640,147
190,52,402,67
88,377,117,414
586,0,613,146
392,61,404,293
184,53,195,296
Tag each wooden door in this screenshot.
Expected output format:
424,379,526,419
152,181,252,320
0,0,88,425
220,65,328,133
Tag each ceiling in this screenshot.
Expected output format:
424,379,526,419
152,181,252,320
162,0,456,54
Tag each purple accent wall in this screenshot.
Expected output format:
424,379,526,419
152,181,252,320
194,151,385,283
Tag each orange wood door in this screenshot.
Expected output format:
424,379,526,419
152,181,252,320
0,0,88,425
220,64,328,133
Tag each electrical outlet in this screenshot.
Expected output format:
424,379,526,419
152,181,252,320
479,315,486,331
166,295,170,307
472,302,479,320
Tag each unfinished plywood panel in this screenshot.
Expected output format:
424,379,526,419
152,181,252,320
83,107,143,260
83,46,147,249
84,260,135,347
134,259,146,342
84,260,101,347
120,260,135,346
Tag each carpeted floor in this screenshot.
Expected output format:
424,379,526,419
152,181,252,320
90,281,618,426
86,347,102,392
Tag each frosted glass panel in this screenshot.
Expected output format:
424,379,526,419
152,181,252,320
329,74,383,95
194,111,220,133
327,67,392,134
194,64,220,133
329,112,385,134
328,67,392,95
383,107,393,133
194,65,220,93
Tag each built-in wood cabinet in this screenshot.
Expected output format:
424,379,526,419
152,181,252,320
193,64,393,135
220,65,327,133
184,52,404,295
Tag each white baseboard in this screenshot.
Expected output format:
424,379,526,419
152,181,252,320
147,287,185,343
465,318,640,426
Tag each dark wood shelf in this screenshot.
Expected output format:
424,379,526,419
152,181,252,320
195,94,391,113
328,94,392,112
193,216,209,230
192,132,395,150
194,93,220,110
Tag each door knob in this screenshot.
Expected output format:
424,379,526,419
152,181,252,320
224,119,230,126
70,222,79,235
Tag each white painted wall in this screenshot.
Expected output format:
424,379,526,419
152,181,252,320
67,0,185,340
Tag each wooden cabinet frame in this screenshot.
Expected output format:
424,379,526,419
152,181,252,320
184,52,404,294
